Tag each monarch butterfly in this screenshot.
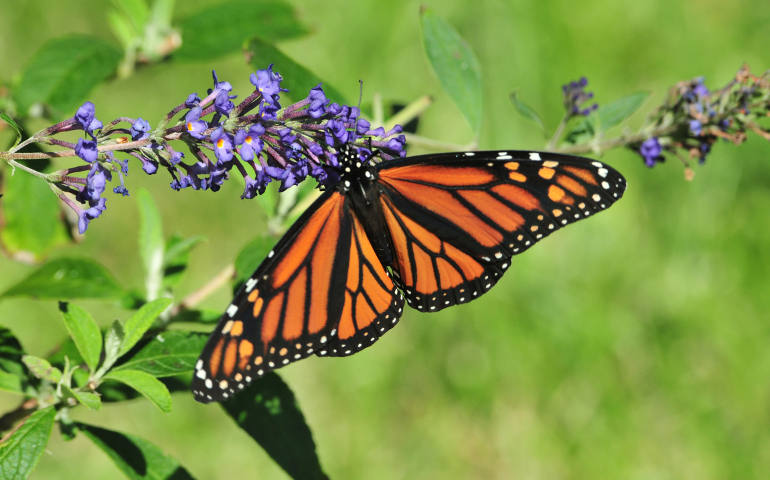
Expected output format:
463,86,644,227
192,146,626,402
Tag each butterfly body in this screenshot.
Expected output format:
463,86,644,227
192,149,626,402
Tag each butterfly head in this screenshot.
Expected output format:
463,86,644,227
335,143,379,193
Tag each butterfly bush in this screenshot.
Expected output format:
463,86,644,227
22,66,406,233
546,66,770,177
630,67,770,168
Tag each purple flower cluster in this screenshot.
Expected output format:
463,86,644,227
53,66,406,233
562,77,598,118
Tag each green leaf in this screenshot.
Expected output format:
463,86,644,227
597,91,650,131
113,331,208,377
47,337,84,368
0,257,123,299
176,0,307,61
420,8,483,136
510,91,545,131
13,35,121,116
0,165,69,259
105,369,172,412
0,407,56,480
103,320,125,368
222,373,327,480
0,112,22,147
21,355,62,383
59,302,102,372
113,0,150,31
234,235,274,287
78,423,194,480
564,115,598,145
162,234,205,289
99,376,188,403
0,327,27,394
0,372,23,394
119,298,172,356
245,37,349,104
137,189,164,301
63,385,102,410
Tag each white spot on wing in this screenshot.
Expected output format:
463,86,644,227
598,168,608,178
226,304,238,317
245,277,257,292
529,152,541,161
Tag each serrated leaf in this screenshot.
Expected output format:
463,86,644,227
78,423,194,480
0,112,22,147
21,355,61,383
222,373,327,480
234,235,273,287
0,257,123,299
510,91,545,131
105,369,171,412
119,298,172,356
163,234,205,289
136,189,164,301
113,331,208,377
0,164,69,259
0,407,56,480
59,302,102,371
176,0,307,61
13,35,121,116
245,37,349,104
63,385,102,410
420,8,482,136
0,327,27,394
598,91,650,131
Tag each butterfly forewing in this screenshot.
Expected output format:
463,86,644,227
375,151,626,311
192,191,404,403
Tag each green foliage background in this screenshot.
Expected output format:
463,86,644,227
1,0,769,478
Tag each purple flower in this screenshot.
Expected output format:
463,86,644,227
689,119,702,136
141,157,158,174
236,125,265,161
562,77,598,117
211,70,232,93
325,119,349,145
307,84,328,118
215,90,236,116
77,197,107,234
75,102,95,130
185,93,201,107
210,128,234,164
75,138,98,163
185,107,207,139
250,64,285,99
130,118,151,140
169,150,184,165
639,137,663,167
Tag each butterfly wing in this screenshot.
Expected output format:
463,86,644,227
192,191,404,403
375,150,626,311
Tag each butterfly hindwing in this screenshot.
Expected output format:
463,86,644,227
375,150,626,311
192,191,404,402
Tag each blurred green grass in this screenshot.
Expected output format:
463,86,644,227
1,0,769,478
